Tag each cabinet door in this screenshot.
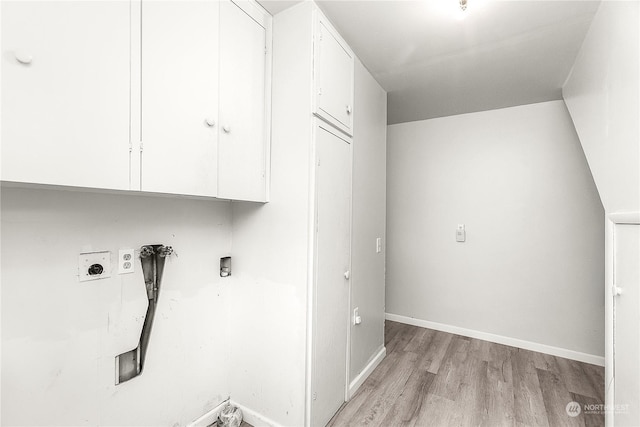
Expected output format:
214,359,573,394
1,1,130,190
313,13,354,136
311,123,351,427
141,0,218,197
218,0,268,202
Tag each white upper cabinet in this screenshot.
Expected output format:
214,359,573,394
140,0,219,197
218,0,269,202
313,12,355,137
1,1,130,190
2,0,270,202
139,0,270,201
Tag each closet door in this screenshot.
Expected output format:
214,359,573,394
613,223,640,426
140,0,218,197
217,0,268,202
311,123,352,427
1,1,130,190
313,13,354,137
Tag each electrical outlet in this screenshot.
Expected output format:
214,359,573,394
79,251,111,282
376,237,382,253
118,249,135,274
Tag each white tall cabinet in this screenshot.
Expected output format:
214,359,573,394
270,3,356,426
2,0,271,203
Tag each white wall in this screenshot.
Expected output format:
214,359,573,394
225,3,314,426
1,187,232,426
386,100,605,358
563,1,639,215
349,59,387,382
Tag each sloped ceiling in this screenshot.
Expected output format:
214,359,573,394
259,0,600,124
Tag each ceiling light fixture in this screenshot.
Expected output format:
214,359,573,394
459,0,468,12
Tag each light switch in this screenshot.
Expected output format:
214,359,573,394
456,224,466,242
376,237,382,253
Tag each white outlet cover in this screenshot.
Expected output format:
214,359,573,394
118,249,135,274
79,251,111,282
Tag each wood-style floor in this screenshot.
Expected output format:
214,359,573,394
328,321,605,427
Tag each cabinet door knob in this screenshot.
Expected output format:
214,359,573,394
15,50,33,65
205,118,216,127
344,270,350,280
222,125,231,133
346,105,352,115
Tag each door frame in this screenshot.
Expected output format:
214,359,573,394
305,119,353,427
606,212,640,427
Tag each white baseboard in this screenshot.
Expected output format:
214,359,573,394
230,400,282,427
188,398,230,427
386,313,605,367
348,346,386,399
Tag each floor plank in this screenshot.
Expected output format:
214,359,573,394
379,368,435,427
412,392,456,426
485,345,515,426
571,392,606,427
556,356,602,400
416,330,453,375
512,348,550,427
329,321,604,427
347,351,418,426
537,368,582,427
327,351,406,427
